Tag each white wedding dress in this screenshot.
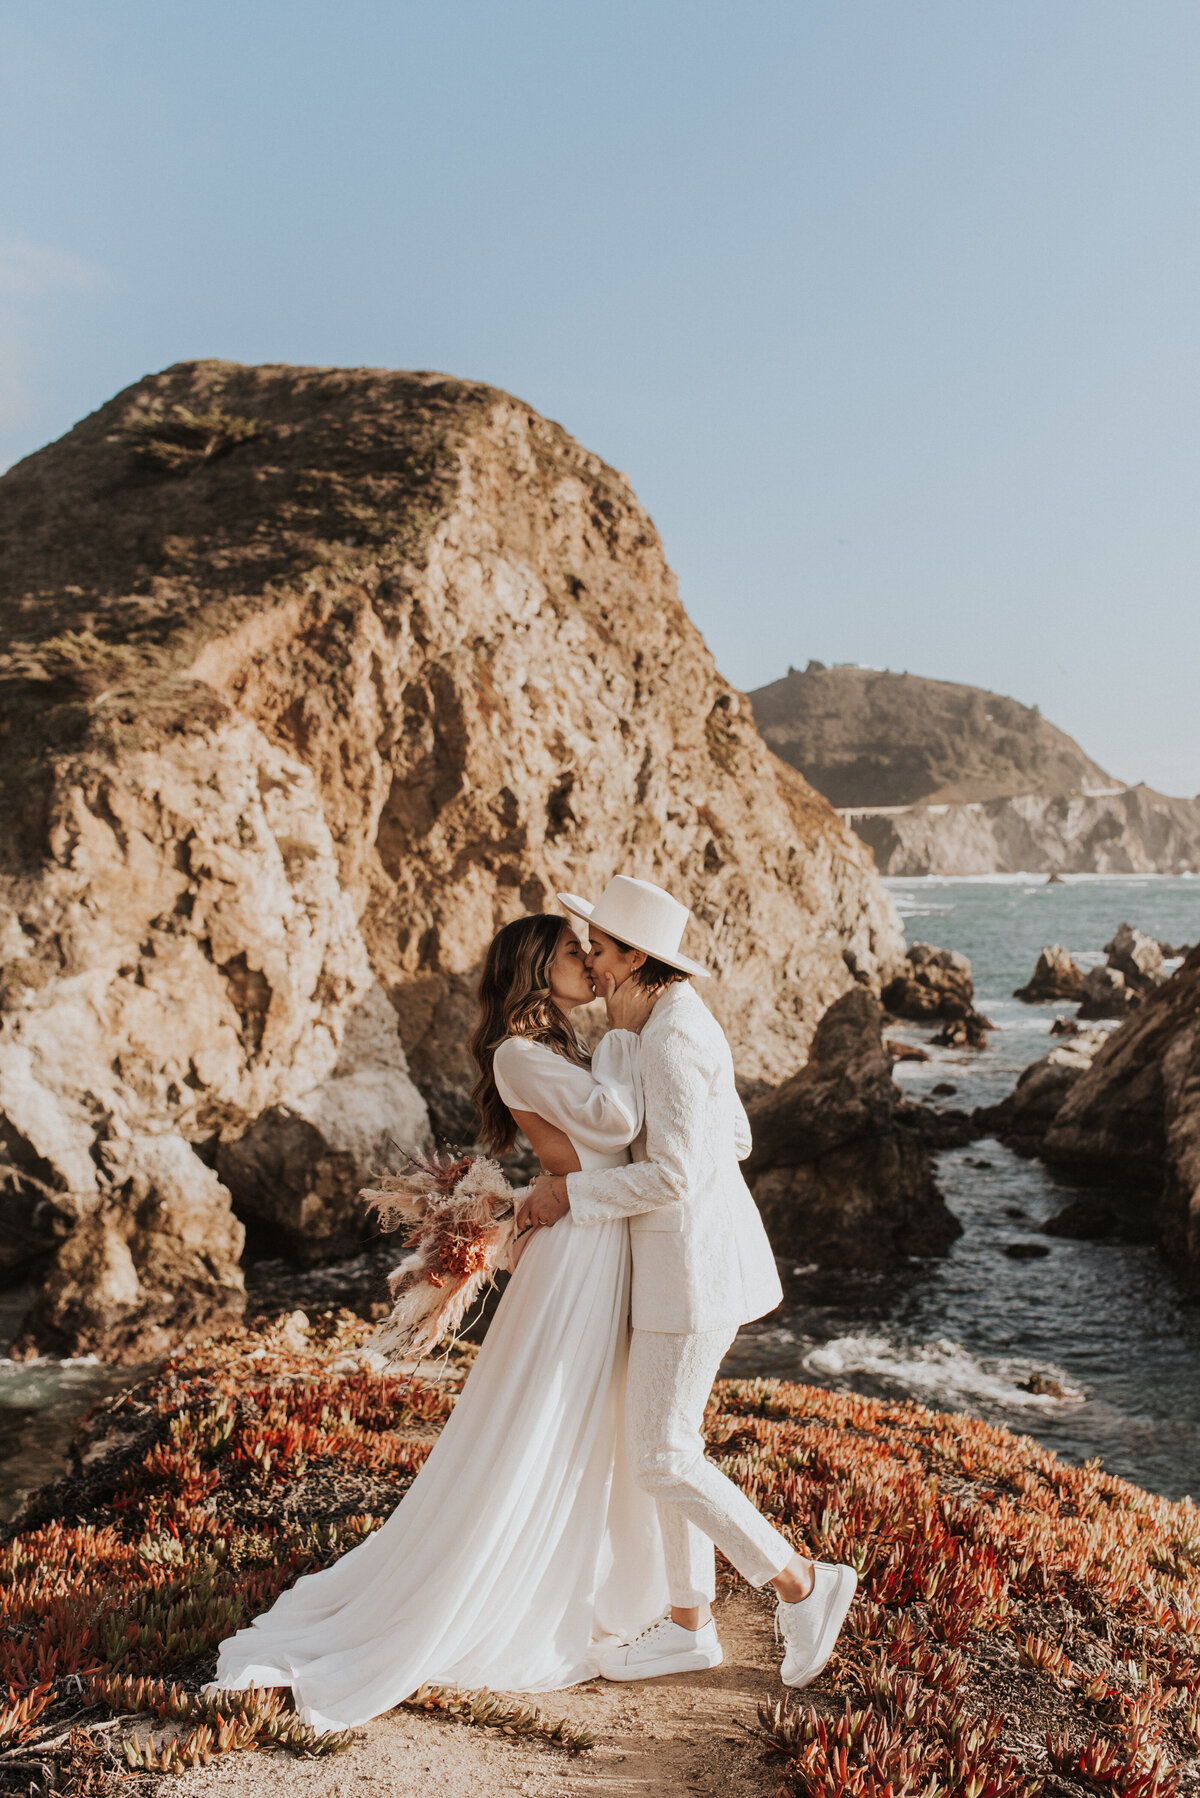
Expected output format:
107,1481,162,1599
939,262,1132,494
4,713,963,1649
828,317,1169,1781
210,1031,667,1731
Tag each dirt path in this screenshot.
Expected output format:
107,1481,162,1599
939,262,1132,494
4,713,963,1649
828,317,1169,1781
166,1586,780,1798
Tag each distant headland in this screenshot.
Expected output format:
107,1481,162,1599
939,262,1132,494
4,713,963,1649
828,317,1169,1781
750,663,1200,875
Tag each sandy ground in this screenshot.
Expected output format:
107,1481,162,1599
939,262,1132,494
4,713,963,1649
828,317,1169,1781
163,1585,781,1798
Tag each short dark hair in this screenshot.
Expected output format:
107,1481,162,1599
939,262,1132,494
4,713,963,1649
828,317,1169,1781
606,934,687,990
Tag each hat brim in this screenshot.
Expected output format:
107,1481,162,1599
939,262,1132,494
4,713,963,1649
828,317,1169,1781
556,892,711,978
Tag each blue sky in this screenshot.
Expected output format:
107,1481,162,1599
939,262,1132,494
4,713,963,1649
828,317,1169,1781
3,2,1198,794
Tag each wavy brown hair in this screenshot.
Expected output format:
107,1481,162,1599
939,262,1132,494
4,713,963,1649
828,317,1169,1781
470,915,591,1154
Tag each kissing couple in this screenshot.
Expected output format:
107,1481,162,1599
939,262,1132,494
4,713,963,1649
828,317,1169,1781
211,876,858,1731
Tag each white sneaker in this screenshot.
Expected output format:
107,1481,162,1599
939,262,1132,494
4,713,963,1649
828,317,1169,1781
776,1562,858,1688
596,1611,723,1681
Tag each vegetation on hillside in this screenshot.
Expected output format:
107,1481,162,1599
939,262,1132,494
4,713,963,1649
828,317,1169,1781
2,1312,1197,1794
750,664,1115,808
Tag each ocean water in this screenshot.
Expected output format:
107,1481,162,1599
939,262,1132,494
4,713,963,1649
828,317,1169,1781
3,875,1198,1520
0,1283,148,1523
725,875,1200,1502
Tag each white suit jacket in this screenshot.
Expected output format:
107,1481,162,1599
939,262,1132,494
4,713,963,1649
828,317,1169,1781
567,982,783,1334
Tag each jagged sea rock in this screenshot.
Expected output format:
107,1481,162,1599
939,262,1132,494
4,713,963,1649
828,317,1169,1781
882,943,974,1019
745,988,962,1268
10,1136,245,1363
1013,945,1086,1004
0,1161,80,1282
1078,964,1139,1021
1042,948,1200,1288
0,360,904,1351
1042,1196,1117,1240
882,943,992,1048
0,705,431,1334
1104,922,1166,993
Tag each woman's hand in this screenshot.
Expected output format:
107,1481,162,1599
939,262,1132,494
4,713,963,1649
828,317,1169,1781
598,972,660,1033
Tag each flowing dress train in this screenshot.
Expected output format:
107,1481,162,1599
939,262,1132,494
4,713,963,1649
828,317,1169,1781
210,1031,667,1732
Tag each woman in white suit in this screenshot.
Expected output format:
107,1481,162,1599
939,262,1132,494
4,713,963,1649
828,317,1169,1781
523,877,859,1690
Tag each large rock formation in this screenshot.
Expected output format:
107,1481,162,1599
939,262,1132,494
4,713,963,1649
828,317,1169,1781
1039,948,1200,1287
0,361,904,1352
10,1136,245,1364
744,988,961,1267
750,664,1200,876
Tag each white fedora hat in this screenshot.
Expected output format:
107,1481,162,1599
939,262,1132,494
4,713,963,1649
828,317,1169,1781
557,875,710,978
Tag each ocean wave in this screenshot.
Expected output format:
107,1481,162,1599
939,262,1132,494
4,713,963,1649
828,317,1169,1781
801,1333,1085,1412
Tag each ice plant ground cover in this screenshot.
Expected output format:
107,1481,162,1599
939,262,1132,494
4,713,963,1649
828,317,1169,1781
0,1313,1197,1796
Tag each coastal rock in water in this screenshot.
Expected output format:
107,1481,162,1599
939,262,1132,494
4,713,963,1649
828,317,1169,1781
930,1011,991,1051
882,944,992,1048
0,359,903,1353
10,1136,245,1363
745,988,962,1268
1078,964,1139,1021
1042,948,1200,1288
882,944,974,1019
1042,1195,1117,1240
1104,922,1166,993
1013,945,1086,1004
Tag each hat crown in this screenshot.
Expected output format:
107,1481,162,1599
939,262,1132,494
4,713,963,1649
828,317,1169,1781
590,876,690,958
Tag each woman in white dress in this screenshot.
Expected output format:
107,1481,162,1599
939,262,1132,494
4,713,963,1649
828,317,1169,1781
210,914,667,1731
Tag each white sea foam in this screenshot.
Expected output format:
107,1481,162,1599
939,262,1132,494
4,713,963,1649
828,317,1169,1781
884,873,1169,887
802,1334,1085,1412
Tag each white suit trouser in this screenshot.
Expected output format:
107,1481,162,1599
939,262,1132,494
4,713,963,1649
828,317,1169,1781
625,1328,793,1609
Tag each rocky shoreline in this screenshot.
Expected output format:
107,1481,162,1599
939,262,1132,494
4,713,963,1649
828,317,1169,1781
971,928,1200,1286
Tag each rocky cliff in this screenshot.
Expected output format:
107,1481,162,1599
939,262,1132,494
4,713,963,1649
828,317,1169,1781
750,664,1200,875
0,360,904,1353
851,785,1200,877
1039,948,1200,1288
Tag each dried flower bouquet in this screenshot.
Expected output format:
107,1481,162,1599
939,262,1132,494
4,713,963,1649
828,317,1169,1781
360,1151,521,1363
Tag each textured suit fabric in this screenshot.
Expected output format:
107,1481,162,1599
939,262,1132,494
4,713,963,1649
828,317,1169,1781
567,982,783,1333
626,1326,793,1605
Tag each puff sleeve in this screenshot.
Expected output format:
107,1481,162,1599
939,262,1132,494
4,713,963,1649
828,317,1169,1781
492,1032,643,1153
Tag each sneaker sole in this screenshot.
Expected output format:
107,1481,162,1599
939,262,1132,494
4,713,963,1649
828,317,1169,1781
782,1568,858,1689
598,1646,724,1682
